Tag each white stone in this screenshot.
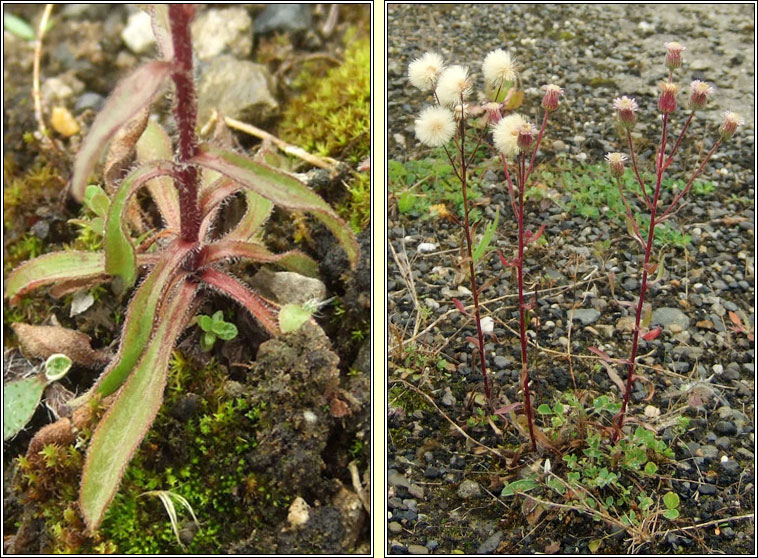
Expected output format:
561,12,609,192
121,11,155,54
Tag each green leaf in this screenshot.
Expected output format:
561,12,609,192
211,310,224,323
197,315,214,332
644,461,658,475
5,251,106,305
546,475,565,495
135,119,180,231
537,403,553,415
104,160,175,289
508,479,540,493
190,143,359,269
200,240,319,278
90,241,193,399
224,190,274,242
3,13,35,40
663,492,680,510
663,508,680,520
80,279,197,531
84,185,110,217
553,401,564,415
279,303,313,333
472,210,499,262
212,321,238,340
3,376,46,441
44,354,73,382
71,61,174,201
200,331,216,352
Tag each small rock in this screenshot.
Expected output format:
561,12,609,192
572,308,600,325
254,4,312,33
457,479,481,499
720,460,740,475
407,484,424,499
715,436,732,450
407,544,429,555
74,91,104,113
698,483,717,495
287,496,310,528
191,8,252,60
651,307,690,331
249,269,326,305
477,531,503,554
388,521,402,534
440,388,456,407
714,421,737,436
196,55,278,125
121,10,155,54
50,106,80,137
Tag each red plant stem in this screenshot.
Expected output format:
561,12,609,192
525,110,549,184
663,111,695,171
457,106,492,402
516,153,537,450
626,129,651,208
169,5,200,244
659,139,722,221
613,113,669,442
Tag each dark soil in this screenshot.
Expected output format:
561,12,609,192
3,4,370,554
387,3,754,555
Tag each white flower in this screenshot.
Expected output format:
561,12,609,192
408,52,445,91
414,106,456,147
480,316,494,335
482,48,516,88
492,113,527,158
435,65,472,107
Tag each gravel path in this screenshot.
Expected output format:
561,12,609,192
387,4,755,555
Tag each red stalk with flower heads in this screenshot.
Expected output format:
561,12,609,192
605,42,742,442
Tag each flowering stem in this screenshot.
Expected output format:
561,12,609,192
626,129,651,208
456,101,492,402
516,154,537,450
525,110,549,185
663,110,695,171
169,4,200,244
659,139,722,221
613,113,669,442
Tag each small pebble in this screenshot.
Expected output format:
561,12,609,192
50,106,80,136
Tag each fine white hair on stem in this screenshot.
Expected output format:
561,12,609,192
492,113,527,158
408,52,445,91
482,48,516,88
414,106,456,147
435,65,471,107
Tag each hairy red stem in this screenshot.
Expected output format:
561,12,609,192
169,5,200,244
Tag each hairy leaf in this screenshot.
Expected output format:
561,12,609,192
80,279,197,531
225,191,274,241
89,241,193,400
5,251,106,305
200,268,280,336
3,376,47,441
145,4,173,60
190,143,359,268
199,240,319,277
71,61,174,201
473,210,498,262
135,119,181,230
104,160,175,288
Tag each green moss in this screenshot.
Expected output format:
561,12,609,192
11,351,289,554
339,171,370,233
279,29,370,164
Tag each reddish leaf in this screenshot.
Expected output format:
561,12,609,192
465,336,480,349
453,298,469,316
498,250,517,268
200,269,280,336
642,326,662,341
493,402,523,415
525,224,546,244
200,240,318,278
71,61,174,201
588,346,614,363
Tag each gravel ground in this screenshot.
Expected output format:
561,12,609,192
387,3,754,555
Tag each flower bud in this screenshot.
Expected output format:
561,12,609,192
605,152,628,178
483,101,502,124
516,121,537,152
664,41,685,71
541,84,563,112
688,80,713,111
613,96,638,129
719,111,744,140
658,82,679,114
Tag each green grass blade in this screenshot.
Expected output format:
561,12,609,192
190,143,359,269
5,251,106,305
80,279,198,531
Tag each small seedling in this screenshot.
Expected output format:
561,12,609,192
196,311,238,352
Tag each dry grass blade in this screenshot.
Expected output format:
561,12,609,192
389,236,424,340
139,490,200,548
